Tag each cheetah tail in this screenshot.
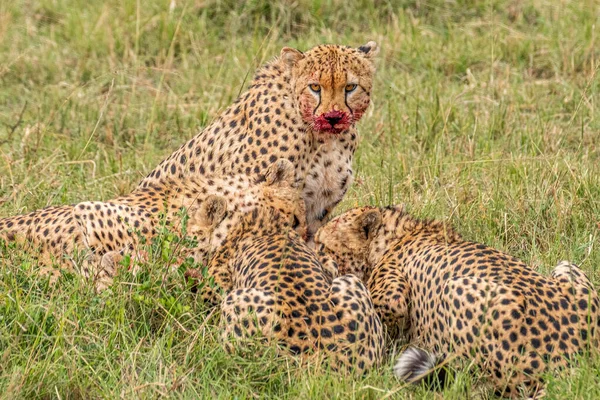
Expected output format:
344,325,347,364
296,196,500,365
393,347,451,390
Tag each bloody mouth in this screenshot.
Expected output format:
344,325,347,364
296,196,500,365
314,110,351,134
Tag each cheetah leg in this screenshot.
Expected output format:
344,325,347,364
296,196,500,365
367,265,411,339
184,267,226,307
551,260,600,348
73,201,154,255
324,274,385,373
219,288,289,354
73,201,157,290
37,253,73,286
88,249,151,291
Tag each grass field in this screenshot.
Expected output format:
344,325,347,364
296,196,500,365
1,0,599,398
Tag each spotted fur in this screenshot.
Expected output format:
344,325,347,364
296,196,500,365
316,206,600,397
1,160,306,290
139,42,379,240
187,202,385,373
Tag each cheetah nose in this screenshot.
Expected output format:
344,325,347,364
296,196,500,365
325,115,342,126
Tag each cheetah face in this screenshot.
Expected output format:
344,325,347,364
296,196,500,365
314,206,381,281
262,188,307,239
259,159,308,240
281,41,379,136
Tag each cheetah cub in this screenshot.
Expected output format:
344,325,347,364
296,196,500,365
316,205,600,397
187,184,385,373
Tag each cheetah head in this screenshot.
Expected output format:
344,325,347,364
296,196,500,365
281,41,379,137
257,158,308,240
220,160,308,244
315,206,382,280
209,158,307,248
184,194,230,263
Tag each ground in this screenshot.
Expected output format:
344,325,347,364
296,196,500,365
0,0,599,398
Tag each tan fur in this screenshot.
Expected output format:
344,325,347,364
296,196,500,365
1,40,379,284
316,206,600,397
188,199,384,373
0,160,305,291
138,42,379,240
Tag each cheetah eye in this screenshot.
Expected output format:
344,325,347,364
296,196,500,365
292,215,301,229
345,83,358,93
309,83,321,93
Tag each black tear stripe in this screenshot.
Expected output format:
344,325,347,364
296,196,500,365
312,93,321,116
312,71,322,115
344,70,354,117
345,95,354,117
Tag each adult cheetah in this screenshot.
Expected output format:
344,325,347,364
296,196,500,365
186,200,385,373
139,41,380,240
315,205,600,397
1,40,378,282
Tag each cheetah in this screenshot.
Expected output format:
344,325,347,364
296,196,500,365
138,41,380,241
0,205,81,274
315,205,600,397
1,40,377,282
1,160,306,290
186,201,384,373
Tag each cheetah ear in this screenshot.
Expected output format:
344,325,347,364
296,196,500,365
280,47,304,69
265,158,296,187
357,41,379,60
196,195,228,226
357,209,382,241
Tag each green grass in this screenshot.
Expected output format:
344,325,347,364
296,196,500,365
1,0,599,398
